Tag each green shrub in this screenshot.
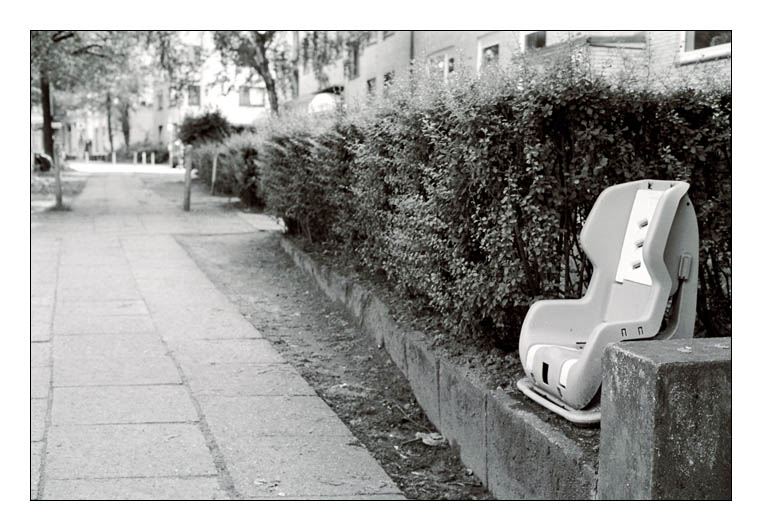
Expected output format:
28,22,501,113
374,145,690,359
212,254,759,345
192,133,263,206
257,58,731,345
178,110,232,146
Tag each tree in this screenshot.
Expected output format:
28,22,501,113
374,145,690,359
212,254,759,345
31,31,124,158
213,31,283,115
212,31,375,116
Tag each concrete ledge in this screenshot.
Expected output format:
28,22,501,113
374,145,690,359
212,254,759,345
280,237,598,499
599,339,731,500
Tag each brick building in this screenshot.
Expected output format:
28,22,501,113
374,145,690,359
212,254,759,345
286,30,731,110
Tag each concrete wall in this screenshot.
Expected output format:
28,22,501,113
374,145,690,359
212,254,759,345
599,339,731,500
281,237,732,500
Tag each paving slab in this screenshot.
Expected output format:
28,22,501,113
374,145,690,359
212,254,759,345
57,283,143,302
54,313,156,335
42,476,228,500
167,339,285,365
181,362,316,397
54,356,181,387
217,436,399,498
31,367,50,399
54,300,149,316
31,442,43,499
52,385,198,425
31,398,48,442
31,342,52,367
45,424,216,479
52,334,169,359
151,306,262,341
198,395,354,439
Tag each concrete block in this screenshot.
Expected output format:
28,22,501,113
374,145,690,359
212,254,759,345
599,338,731,500
486,390,598,500
42,476,228,500
363,295,392,349
438,359,487,482
347,283,371,325
380,311,407,375
404,333,440,427
326,270,349,305
51,385,198,425
45,424,216,479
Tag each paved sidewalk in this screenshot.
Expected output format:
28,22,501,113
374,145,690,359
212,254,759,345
31,166,403,500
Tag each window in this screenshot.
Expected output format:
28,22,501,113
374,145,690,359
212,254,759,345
367,77,377,95
523,31,547,51
427,49,456,81
383,31,395,40
239,86,265,107
157,92,163,110
188,85,201,106
680,30,731,64
482,44,499,68
383,71,394,95
169,87,182,107
346,43,360,79
158,125,163,142
477,33,501,72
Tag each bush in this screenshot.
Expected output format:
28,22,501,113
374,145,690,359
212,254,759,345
257,59,731,345
178,110,232,146
192,133,263,206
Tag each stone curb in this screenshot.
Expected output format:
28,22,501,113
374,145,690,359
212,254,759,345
280,237,598,499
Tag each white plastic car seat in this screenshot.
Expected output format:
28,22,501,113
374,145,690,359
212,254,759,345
517,179,699,424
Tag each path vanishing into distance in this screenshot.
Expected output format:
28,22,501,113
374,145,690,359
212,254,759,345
31,163,403,500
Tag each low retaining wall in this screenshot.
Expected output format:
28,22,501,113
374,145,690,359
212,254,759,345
280,237,732,500
280,238,598,499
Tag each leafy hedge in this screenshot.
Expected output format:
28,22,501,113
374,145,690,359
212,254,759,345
257,60,731,345
192,133,263,205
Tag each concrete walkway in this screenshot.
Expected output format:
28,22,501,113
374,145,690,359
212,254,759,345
31,165,403,500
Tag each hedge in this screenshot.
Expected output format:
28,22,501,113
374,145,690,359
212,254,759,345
192,133,263,206
257,59,731,345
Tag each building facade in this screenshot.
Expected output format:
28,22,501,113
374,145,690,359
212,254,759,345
287,30,731,110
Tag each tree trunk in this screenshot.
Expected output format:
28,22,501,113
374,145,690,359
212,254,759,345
40,64,54,158
54,141,63,209
119,102,131,150
261,70,279,115
106,91,114,154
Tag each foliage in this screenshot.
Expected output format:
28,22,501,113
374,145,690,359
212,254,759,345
255,58,731,346
192,133,263,206
178,110,232,146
